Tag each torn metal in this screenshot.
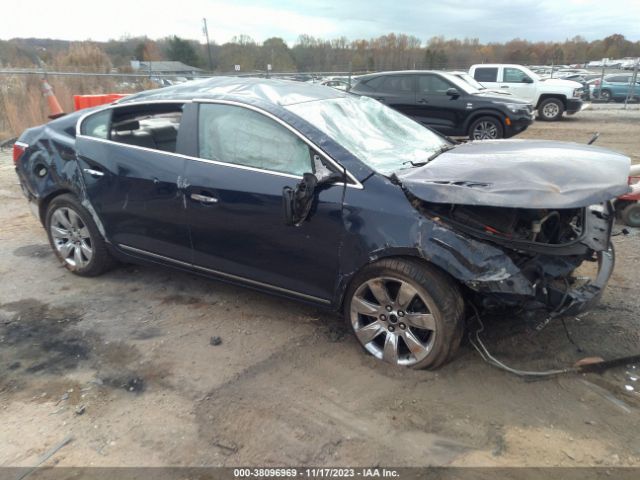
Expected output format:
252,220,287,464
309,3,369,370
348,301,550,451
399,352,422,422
396,139,631,209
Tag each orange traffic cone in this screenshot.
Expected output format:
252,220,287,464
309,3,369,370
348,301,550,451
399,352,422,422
41,78,65,119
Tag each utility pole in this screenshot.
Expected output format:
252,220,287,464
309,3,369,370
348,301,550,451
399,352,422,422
202,18,214,72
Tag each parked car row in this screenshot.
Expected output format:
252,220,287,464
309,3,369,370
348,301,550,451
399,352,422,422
589,74,640,102
350,70,534,140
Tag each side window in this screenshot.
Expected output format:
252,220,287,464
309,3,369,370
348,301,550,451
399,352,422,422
504,68,531,83
417,75,453,94
109,104,183,153
198,103,312,176
378,75,415,93
474,67,498,83
361,76,385,91
607,76,629,83
80,109,111,139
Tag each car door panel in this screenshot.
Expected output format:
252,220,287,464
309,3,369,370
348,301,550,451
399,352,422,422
185,102,346,302
76,106,191,262
501,67,535,101
372,75,416,116
413,74,464,134
184,160,344,302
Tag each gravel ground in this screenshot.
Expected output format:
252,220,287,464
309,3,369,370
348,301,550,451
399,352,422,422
0,109,639,468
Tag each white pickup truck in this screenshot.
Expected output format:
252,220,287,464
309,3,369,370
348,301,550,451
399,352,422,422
468,64,584,121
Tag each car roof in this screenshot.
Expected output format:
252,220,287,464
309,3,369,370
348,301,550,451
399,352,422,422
116,76,348,107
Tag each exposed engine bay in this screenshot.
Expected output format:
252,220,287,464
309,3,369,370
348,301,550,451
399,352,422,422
429,204,584,247
409,196,615,317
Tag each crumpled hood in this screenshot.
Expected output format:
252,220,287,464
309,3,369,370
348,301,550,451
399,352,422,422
396,139,631,209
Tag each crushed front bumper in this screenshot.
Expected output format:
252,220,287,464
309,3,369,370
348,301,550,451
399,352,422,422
417,203,615,315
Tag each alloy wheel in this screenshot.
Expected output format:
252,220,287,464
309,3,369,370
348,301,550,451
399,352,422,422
350,277,437,366
472,121,499,140
542,102,560,119
49,207,93,269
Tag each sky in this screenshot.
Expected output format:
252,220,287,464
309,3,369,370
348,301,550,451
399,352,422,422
3,0,639,45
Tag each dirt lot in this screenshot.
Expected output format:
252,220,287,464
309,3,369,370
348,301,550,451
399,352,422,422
1,109,639,469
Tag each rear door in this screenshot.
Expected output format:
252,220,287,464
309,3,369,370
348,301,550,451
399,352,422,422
367,75,416,116
75,102,192,261
473,66,501,90
182,101,347,303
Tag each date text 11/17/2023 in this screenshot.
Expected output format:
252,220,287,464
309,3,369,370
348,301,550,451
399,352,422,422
233,468,400,478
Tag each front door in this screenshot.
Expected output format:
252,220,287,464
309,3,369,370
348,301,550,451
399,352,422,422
413,74,465,135
501,67,535,102
184,102,346,303
75,102,192,261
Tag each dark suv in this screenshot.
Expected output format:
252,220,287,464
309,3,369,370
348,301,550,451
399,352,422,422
351,70,534,140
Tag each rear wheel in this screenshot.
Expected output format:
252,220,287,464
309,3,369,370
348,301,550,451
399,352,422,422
45,194,114,276
468,116,504,140
621,202,640,228
538,98,564,121
344,258,465,369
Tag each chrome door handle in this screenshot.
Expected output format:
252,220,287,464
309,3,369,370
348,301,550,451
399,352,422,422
500,85,510,88
190,193,218,204
83,168,104,177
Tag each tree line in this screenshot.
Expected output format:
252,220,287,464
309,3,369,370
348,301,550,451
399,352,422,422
1,33,639,73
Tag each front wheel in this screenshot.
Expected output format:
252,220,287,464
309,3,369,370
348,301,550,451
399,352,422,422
599,89,612,102
344,258,465,369
468,116,504,140
538,98,564,121
45,194,115,276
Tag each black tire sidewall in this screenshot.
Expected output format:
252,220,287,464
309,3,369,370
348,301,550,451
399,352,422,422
468,116,504,140
45,194,109,276
343,258,464,369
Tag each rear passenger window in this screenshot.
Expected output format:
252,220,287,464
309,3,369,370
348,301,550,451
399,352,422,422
80,109,111,139
198,103,312,176
109,103,184,153
360,76,385,91
474,68,498,83
378,75,414,93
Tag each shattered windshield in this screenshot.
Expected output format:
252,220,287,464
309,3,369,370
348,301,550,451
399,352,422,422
286,95,449,175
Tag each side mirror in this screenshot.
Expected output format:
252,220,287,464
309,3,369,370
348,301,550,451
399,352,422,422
445,88,460,98
283,173,318,227
522,76,534,84
283,155,344,226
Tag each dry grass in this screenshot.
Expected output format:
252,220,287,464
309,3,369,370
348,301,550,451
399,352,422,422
0,75,146,141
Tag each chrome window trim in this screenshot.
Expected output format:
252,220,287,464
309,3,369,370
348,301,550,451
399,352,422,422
194,98,362,188
75,98,363,188
118,244,331,304
75,135,307,181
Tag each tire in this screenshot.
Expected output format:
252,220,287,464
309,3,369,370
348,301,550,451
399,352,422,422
621,202,640,228
468,116,504,140
599,89,612,102
344,258,465,369
538,98,564,121
45,194,115,276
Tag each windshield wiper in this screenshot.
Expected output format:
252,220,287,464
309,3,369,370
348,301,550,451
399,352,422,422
427,144,456,162
401,144,456,169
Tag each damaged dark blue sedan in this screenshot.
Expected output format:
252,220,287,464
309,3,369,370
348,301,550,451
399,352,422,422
13,78,631,369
